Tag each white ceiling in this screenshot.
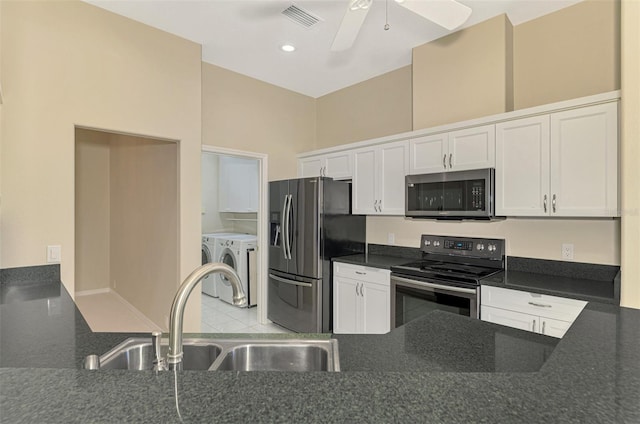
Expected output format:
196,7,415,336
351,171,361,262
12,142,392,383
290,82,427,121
85,0,583,98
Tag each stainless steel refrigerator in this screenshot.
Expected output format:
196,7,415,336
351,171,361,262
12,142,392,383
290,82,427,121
268,177,366,333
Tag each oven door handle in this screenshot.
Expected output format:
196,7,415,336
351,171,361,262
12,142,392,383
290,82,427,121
391,275,477,294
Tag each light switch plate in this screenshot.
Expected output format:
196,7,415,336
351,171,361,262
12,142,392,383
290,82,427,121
388,233,395,245
47,245,61,263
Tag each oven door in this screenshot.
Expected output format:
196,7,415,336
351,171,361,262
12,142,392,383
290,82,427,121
390,274,479,328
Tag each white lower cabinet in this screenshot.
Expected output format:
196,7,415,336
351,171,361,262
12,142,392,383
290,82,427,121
333,262,390,334
481,286,587,338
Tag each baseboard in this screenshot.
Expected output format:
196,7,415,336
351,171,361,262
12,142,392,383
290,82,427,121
75,288,111,297
108,289,163,332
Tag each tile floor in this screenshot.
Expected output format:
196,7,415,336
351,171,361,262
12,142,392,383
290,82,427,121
75,290,291,334
201,293,292,334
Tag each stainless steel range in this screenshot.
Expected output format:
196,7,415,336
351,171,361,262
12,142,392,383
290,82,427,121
390,234,505,328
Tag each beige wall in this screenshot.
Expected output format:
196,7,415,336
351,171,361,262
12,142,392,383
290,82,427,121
202,63,316,181
368,217,620,265
620,0,640,308
413,15,514,130
75,129,111,293
316,66,413,148
1,1,203,330
110,135,178,330
514,0,620,109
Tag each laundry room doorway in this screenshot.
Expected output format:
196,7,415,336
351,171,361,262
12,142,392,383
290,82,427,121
201,146,280,333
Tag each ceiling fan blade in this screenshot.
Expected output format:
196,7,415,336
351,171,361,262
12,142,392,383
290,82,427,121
396,0,472,31
331,2,372,52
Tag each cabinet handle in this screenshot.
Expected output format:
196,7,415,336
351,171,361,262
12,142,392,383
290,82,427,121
361,284,364,297
528,301,552,308
532,319,536,332
449,153,452,169
378,200,382,212
542,321,546,335
355,271,366,275
552,194,557,213
443,154,447,169
543,195,547,213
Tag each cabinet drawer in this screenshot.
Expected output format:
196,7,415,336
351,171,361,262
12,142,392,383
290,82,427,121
333,262,390,286
481,285,587,322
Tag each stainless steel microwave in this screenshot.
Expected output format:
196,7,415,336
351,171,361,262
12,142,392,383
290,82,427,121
405,168,495,219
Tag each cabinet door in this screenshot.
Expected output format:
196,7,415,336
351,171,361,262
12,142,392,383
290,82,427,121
378,141,409,215
550,102,619,217
333,276,360,334
448,124,496,171
325,151,353,180
495,116,550,216
361,281,390,334
298,156,323,178
352,148,377,215
540,317,572,338
219,156,258,212
409,134,448,174
481,305,536,332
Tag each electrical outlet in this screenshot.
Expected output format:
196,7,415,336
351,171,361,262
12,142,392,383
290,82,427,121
388,233,395,245
47,245,61,263
562,243,574,260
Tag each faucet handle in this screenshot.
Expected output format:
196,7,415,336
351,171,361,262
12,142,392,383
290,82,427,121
151,331,167,371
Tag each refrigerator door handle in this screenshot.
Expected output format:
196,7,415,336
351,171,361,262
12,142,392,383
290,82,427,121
269,273,313,288
282,194,290,259
288,194,294,260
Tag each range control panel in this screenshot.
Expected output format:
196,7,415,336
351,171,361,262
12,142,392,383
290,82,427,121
421,235,505,261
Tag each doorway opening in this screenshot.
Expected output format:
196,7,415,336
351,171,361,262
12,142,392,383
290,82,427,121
201,146,287,333
74,127,179,332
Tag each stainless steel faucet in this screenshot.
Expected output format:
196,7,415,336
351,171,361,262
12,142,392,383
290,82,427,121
166,263,247,370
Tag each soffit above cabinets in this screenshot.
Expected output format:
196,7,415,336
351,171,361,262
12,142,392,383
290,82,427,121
84,0,584,98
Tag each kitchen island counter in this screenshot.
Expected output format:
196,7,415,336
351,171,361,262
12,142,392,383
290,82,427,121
1,276,638,423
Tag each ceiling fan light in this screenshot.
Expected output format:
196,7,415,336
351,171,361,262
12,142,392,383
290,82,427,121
349,0,372,11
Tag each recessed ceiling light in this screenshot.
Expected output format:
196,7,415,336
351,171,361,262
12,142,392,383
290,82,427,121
281,44,296,52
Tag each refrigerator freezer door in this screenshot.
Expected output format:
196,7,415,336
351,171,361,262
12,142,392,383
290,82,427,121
267,270,321,333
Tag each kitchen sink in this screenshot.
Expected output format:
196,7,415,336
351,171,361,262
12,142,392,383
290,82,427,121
212,340,337,372
98,338,222,371
94,337,339,372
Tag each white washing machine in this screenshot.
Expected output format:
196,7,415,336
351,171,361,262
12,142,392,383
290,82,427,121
201,232,236,297
214,234,257,307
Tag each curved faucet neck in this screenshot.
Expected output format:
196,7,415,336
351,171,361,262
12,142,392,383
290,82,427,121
167,263,246,369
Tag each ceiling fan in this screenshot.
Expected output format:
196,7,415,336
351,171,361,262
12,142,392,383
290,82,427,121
331,0,472,51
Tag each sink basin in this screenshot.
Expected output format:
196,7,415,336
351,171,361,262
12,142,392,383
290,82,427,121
98,338,221,371
95,337,339,372
211,340,338,372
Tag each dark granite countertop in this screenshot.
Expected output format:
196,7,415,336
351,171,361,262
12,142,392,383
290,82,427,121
332,253,414,270
1,273,639,423
482,257,620,304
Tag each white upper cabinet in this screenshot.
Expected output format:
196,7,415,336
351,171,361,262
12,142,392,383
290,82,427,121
353,140,409,215
218,156,259,213
409,133,448,174
410,124,495,174
496,102,619,217
496,115,551,216
298,151,353,180
550,102,619,217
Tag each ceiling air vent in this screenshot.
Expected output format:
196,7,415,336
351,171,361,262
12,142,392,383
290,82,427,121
282,3,323,28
